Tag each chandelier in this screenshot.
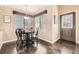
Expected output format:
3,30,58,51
24,5,30,19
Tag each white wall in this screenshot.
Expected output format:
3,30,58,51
52,6,60,43
34,5,59,44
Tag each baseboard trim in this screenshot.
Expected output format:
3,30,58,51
38,38,53,46
2,39,17,44
52,38,60,44
76,41,79,44
38,38,60,45
0,39,16,50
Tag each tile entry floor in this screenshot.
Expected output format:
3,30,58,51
0,39,79,54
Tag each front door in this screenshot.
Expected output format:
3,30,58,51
60,12,76,42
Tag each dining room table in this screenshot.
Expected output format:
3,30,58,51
22,30,35,49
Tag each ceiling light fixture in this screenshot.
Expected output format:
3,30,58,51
24,5,30,19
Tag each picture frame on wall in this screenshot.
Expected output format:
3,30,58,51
53,15,59,24
3,15,11,23
54,16,56,24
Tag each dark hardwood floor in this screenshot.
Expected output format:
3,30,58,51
0,39,79,54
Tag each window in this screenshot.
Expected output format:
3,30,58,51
24,17,32,30
61,14,73,28
35,14,46,32
14,15,24,30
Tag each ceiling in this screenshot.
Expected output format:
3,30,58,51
26,5,50,15
4,5,51,15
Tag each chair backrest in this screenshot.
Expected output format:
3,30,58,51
15,28,25,40
36,30,38,36
34,28,39,37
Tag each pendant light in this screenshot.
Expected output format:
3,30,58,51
24,5,30,19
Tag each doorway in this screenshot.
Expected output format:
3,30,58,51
60,12,76,42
